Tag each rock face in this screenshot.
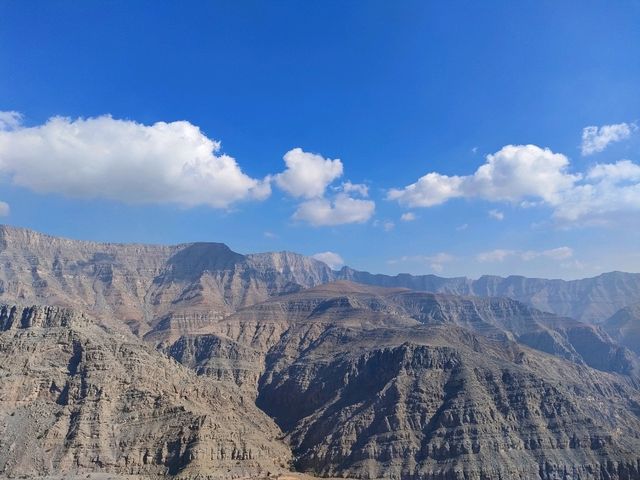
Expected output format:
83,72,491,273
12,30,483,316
259,327,640,480
0,304,291,479
387,290,639,375
164,282,640,479
603,303,640,356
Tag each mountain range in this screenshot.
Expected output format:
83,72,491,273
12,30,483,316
1,225,640,479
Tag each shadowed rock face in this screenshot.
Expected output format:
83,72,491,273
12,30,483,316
0,304,291,479
258,327,640,480
604,303,640,356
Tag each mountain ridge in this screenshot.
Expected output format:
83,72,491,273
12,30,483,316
2,224,639,324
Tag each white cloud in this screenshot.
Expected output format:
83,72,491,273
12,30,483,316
0,113,270,208
389,252,455,273
586,159,640,182
341,181,369,197
275,148,343,198
382,220,395,231
581,123,635,156
400,212,416,222
477,246,573,263
389,144,640,224
0,201,9,216
456,223,468,231
554,160,640,221
275,148,374,226
311,251,345,270
488,209,504,221
263,231,278,239
388,145,578,207
0,111,22,131
476,249,515,263
388,172,464,207
293,193,375,226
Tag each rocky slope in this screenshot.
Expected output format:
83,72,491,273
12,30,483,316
259,325,640,479
164,282,640,479
603,303,640,356
0,225,332,342
0,304,291,479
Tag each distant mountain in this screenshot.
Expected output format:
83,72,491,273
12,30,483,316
603,303,640,356
0,225,332,341
339,267,640,323
2,224,640,329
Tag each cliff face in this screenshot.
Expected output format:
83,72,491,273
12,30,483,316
258,327,640,480
0,304,291,479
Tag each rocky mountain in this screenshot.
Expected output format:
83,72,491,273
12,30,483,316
0,304,291,479
2,224,639,330
603,303,640,356
3,225,640,479
165,282,640,479
0,225,332,342
339,267,640,324
259,325,640,479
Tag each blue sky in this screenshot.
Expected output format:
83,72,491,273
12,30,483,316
1,1,640,279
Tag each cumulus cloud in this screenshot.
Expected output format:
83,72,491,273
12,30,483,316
293,194,375,226
581,123,636,156
311,251,345,269
274,147,375,226
275,148,343,198
476,246,573,263
0,111,22,131
341,181,369,197
0,201,9,216
554,160,640,221
389,144,640,224
388,172,464,207
400,212,416,222
488,209,504,221
388,145,578,208
0,113,270,208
